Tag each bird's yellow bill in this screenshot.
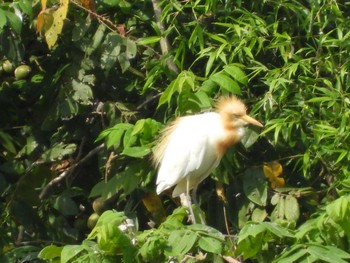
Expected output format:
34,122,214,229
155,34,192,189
241,115,263,127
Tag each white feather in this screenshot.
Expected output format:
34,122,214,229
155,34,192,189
156,112,225,197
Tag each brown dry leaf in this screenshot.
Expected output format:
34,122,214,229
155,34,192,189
263,161,285,188
51,159,71,172
79,0,96,12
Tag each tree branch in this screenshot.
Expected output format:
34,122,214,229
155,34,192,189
151,0,179,74
39,143,105,199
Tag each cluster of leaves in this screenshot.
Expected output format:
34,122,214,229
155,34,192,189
1,0,350,262
39,209,232,263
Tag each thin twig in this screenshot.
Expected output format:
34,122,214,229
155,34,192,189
223,203,235,247
39,143,105,199
151,0,179,74
136,93,162,110
70,0,120,33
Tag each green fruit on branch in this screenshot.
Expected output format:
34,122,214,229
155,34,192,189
92,197,107,215
14,65,32,80
87,213,100,229
2,60,14,73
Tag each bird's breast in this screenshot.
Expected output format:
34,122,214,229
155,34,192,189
215,124,245,158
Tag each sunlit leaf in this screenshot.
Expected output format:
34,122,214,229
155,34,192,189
198,236,222,254
167,230,197,256
284,195,300,222
223,64,248,85
0,10,7,28
137,36,161,45
44,0,69,49
61,245,84,263
251,207,268,222
210,71,242,94
122,146,151,158
38,245,63,261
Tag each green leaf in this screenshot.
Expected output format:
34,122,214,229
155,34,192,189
72,79,93,105
158,71,197,108
54,194,79,216
271,193,280,205
284,195,300,222
122,146,151,158
16,0,34,20
0,9,7,28
261,222,294,238
198,236,222,254
223,64,248,85
96,123,133,148
125,38,137,59
4,10,22,35
251,207,267,222
0,131,17,154
241,128,260,148
273,245,307,263
326,195,350,221
271,196,285,221
137,36,161,45
167,230,197,256
101,33,123,74
237,223,266,242
209,72,241,94
243,168,268,206
87,211,136,256
61,245,85,263
118,52,130,73
86,25,106,55
41,143,77,162
307,244,350,263
38,245,63,261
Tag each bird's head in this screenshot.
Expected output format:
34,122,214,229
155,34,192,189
216,96,263,129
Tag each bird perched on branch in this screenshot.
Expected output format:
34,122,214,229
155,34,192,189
153,96,263,223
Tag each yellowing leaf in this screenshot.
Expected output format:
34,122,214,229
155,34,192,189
263,161,285,188
41,0,47,10
142,192,166,224
44,0,69,49
36,9,54,35
215,182,227,203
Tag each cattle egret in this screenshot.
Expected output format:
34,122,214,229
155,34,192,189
154,96,263,223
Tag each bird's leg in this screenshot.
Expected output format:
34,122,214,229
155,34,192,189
191,187,206,225
186,177,197,224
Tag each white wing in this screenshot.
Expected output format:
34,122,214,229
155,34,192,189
156,113,221,196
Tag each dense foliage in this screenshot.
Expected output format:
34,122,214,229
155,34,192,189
1,0,350,262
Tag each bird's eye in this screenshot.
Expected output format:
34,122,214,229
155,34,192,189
232,114,240,119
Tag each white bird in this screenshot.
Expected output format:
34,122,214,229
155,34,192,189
153,96,263,223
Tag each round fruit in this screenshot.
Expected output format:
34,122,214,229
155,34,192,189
2,60,14,73
14,65,31,80
92,197,107,215
87,213,100,229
